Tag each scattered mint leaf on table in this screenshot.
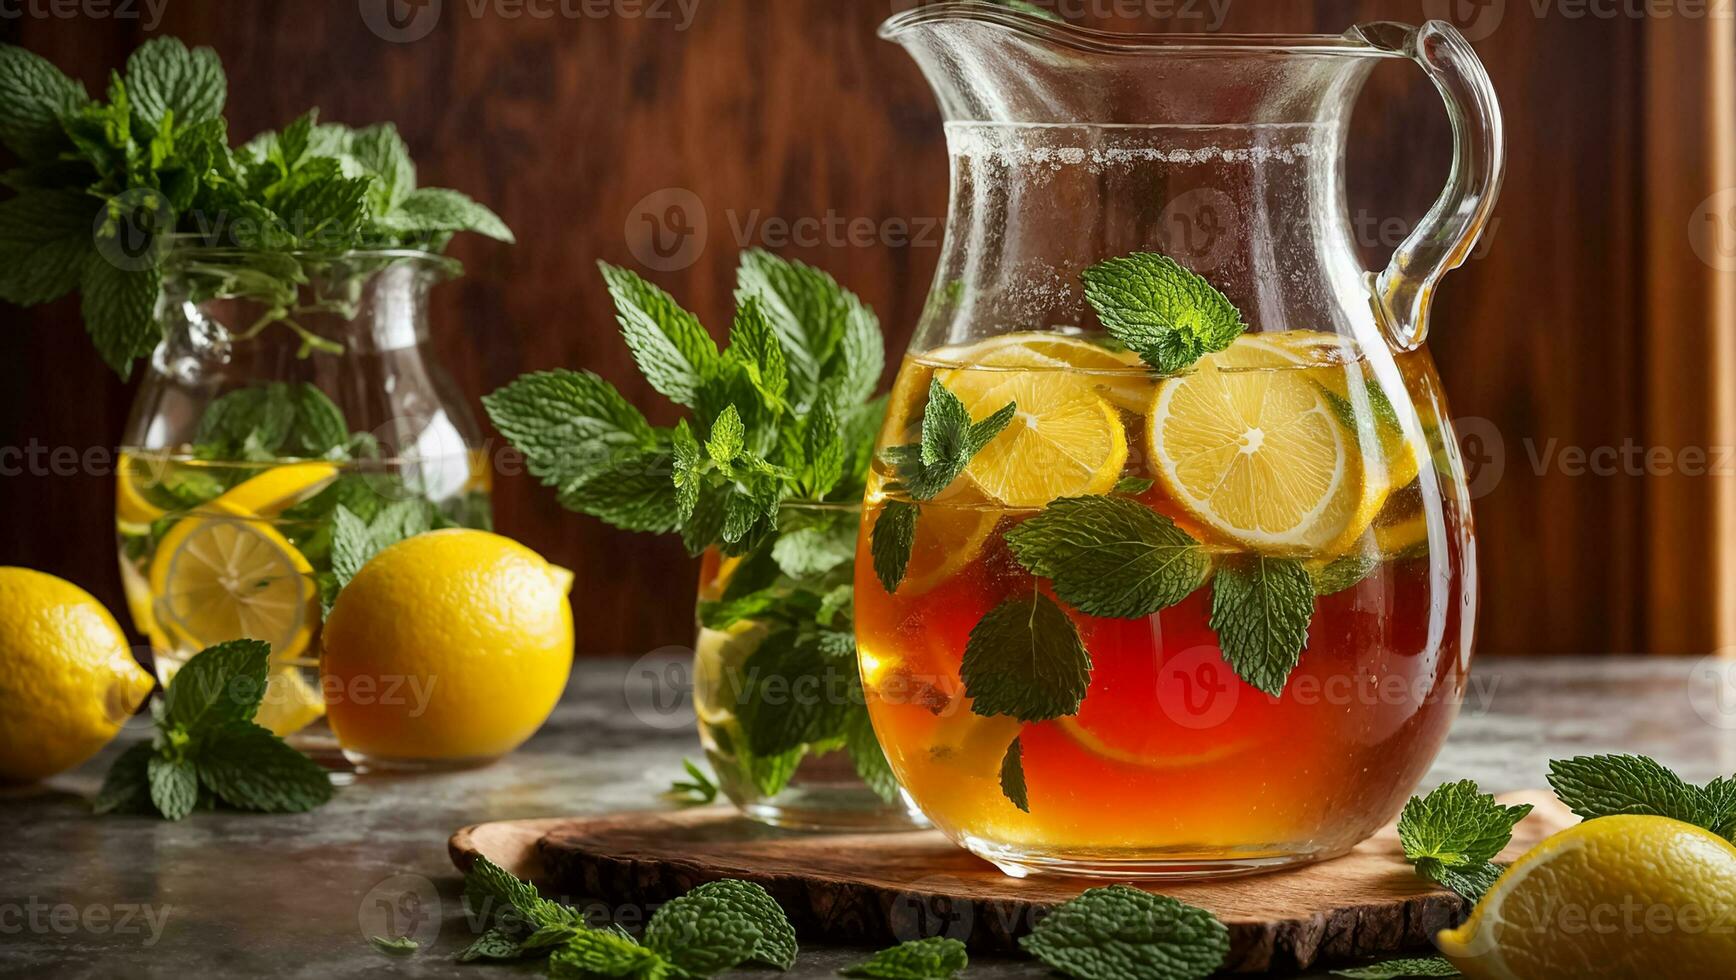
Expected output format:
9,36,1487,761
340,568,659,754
666,758,720,805
369,935,419,956
1547,754,1717,829
961,588,1091,723
1397,780,1532,901
95,640,333,820
1208,556,1315,697
1082,252,1246,375
645,879,798,973
1006,494,1210,619
1019,884,1229,980
1000,737,1030,813
1333,958,1461,979
841,937,968,979
548,929,665,978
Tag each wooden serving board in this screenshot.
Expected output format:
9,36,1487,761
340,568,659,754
450,791,1571,974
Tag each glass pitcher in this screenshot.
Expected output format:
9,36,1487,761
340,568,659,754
116,244,493,759
855,5,1499,878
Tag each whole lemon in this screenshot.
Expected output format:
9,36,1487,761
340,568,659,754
0,568,155,782
320,530,573,766
1439,814,1736,979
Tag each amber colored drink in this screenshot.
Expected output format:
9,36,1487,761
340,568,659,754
854,331,1475,877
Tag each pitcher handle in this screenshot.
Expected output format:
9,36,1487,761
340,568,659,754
1352,21,1505,351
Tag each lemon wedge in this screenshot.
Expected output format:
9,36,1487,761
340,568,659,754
254,666,327,737
1146,336,1387,554
148,501,318,660
1438,815,1736,979
215,462,339,514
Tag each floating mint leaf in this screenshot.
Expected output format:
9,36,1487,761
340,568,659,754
1312,552,1381,597
883,379,1015,501
1082,252,1246,375
1006,495,1210,619
1208,556,1314,697
871,500,920,593
961,590,1091,723
1000,737,1030,813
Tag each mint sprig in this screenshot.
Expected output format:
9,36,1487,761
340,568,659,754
882,378,1016,502
1082,252,1246,374
666,758,720,805
0,38,513,376
1548,754,1735,837
94,640,334,820
1019,884,1229,980
841,937,968,979
1396,780,1533,901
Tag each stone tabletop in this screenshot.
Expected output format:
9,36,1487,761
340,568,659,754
3,655,1733,978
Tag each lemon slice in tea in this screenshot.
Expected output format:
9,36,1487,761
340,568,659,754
149,502,318,660
1146,337,1387,553
937,341,1129,509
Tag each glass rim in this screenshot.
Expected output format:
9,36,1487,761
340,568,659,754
158,234,459,269
878,2,1408,58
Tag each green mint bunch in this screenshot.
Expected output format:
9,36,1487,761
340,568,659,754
0,39,512,376
93,639,333,820
486,250,890,800
460,856,798,978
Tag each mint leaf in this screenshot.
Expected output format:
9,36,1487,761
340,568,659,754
1208,556,1314,697
1312,552,1380,597
1019,884,1228,980
961,589,1091,723
1113,476,1154,495
1000,737,1030,813
735,248,876,408
549,929,666,979
194,719,334,813
0,44,87,158
349,122,416,214
800,399,848,498
884,378,1015,500
727,296,789,407
771,512,857,579
870,500,920,593
601,261,719,407
330,499,433,595
81,259,161,378
667,758,720,805
557,448,683,534
376,186,514,242
457,927,526,963
1082,253,1245,374
484,369,658,492
846,703,900,803
707,404,747,464
369,935,419,956
738,630,856,756
1703,776,1736,840
1547,754,1711,826
0,190,96,305
1006,495,1209,619
842,937,968,979
1333,958,1461,979
644,879,797,973
125,37,226,129
94,742,157,815
1398,780,1532,901
462,855,585,933
163,639,271,733
147,754,199,821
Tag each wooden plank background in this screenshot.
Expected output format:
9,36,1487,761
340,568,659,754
1,1,1729,657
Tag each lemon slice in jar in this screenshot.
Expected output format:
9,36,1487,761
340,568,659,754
148,501,319,661
934,336,1130,509
1145,336,1388,554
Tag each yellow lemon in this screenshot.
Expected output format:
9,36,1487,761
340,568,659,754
0,568,155,782
320,530,574,764
1146,336,1388,554
148,501,319,661
1438,815,1736,980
